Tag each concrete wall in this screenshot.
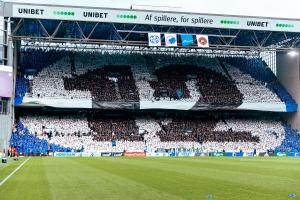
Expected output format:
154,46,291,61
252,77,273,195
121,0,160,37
0,18,14,153
0,114,12,152
277,50,300,130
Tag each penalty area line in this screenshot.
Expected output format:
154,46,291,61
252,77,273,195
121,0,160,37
0,157,31,187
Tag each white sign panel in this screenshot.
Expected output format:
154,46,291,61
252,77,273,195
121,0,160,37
11,4,300,32
7,0,300,20
148,33,161,46
196,35,209,48
164,33,177,47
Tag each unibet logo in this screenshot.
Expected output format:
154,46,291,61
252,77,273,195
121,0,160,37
247,21,269,27
18,8,44,15
83,12,108,18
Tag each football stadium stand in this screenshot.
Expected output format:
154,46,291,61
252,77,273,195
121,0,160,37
9,47,300,156
3,2,300,200
9,114,300,155
15,51,296,112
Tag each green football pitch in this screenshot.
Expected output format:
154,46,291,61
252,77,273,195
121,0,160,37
0,157,299,200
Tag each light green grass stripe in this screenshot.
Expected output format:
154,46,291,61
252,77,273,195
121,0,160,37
0,157,30,186
45,157,186,200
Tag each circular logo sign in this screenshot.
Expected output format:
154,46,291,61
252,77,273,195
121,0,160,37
166,36,176,45
149,35,160,44
198,37,208,45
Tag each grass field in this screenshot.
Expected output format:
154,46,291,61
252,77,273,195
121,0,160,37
0,157,299,200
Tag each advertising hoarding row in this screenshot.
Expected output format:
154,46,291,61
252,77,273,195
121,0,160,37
52,152,300,157
9,4,300,33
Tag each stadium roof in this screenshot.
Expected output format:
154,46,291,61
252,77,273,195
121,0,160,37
2,0,300,52
4,0,300,20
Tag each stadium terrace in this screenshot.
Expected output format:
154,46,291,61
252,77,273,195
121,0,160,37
0,0,300,156
0,0,300,199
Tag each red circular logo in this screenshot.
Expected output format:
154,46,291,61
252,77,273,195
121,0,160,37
198,37,208,45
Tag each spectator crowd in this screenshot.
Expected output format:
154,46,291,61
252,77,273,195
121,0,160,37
10,114,300,154
11,51,300,156
15,52,295,109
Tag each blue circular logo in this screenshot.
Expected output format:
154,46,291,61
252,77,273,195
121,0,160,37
167,36,176,44
149,35,160,44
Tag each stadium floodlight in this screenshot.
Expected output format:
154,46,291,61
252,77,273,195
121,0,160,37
287,50,299,57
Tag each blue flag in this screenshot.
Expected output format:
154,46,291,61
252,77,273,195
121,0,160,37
176,89,183,99
181,34,193,46
112,140,117,147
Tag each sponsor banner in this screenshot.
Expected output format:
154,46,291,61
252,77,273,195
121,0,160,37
224,152,234,157
234,152,244,157
54,152,113,157
101,152,112,157
258,152,267,157
276,152,287,157
208,152,254,157
10,4,300,32
181,34,194,46
124,152,146,157
148,33,161,46
287,152,296,157
177,152,195,157
112,152,123,157
286,152,300,157
169,152,196,157
164,33,177,47
81,152,102,157
242,152,254,157
146,152,170,157
54,152,82,157
196,35,209,48
209,152,224,157
52,151,295,157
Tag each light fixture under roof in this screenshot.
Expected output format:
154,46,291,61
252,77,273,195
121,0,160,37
287,50,299,57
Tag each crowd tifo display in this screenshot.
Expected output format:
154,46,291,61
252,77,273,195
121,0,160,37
11,49,300,156
63,65,139,102
15,50,297,112
10,114,300,155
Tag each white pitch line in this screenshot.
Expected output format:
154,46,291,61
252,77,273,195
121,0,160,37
0,157,31,187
